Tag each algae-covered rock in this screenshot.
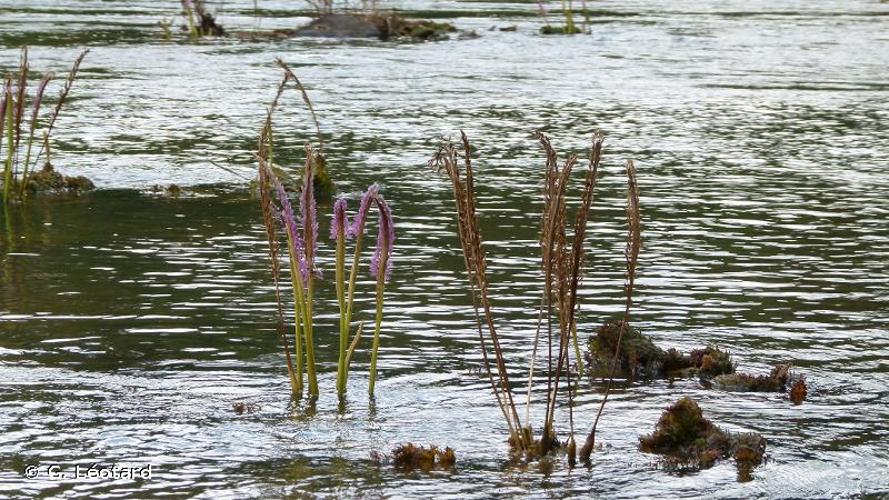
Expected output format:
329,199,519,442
639,397,766,479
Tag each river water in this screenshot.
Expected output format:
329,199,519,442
1,0,888,498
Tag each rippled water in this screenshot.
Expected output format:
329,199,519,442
1,0,888,497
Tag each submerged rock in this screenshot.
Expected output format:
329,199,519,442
26,164,95,195
639,397,766,480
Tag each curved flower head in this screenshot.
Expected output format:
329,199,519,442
330,197,350,241
370,194,395,283
271,175,309,284
348,183,380,238
300,150,321,279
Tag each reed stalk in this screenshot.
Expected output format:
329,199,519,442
3,85,13,204
433,131,606,457
430,132,527,450
580,158,641,460
257,72,300,395
28,48,88,189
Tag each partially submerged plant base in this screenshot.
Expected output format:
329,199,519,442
540,25,583,35
376,443,456,471
507,427,561,461
585,321,735,380
639,397,766,481
24,164,95,196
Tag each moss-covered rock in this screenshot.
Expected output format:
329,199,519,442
289,13,456,41
640,397,766,479
585,321,735,379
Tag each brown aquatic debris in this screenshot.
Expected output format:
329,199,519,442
790,378,808,405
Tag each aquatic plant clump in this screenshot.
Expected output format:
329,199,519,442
180,0,224,38
711,363,807,404
372,443,457,471
431,131,619,460
1,47,89,204
257,63,394,400
639,397,766,480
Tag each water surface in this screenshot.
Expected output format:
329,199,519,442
1,0,888,497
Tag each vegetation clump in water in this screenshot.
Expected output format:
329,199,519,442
25,164,95,195
586,321,735,379
180,0,224,38
257,63,394,400
711,363,807,404
384,443,456,471
2,47,90,204
639,397,766,480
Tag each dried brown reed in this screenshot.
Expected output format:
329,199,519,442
429,132,527,449
257,72,301,395
579,158,641,460
431,131,607,458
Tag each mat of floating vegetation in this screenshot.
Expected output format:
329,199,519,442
235,14,457,42
640,397,766,481
24,164,95,196
585,321,734,379
371,443,456,472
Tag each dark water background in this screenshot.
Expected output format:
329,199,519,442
1,0,888,497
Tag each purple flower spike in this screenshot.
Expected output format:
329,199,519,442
330,197,350,240
272,175,309,285
300,158,320,279
348,183,380,238
370,194,395,282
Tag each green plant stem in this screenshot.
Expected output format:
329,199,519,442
305,275,318,397
184,5,199,38
368,242,388,397
344,231,366,335
3,99,14,204
335,230,348,395
19,128,37,199
285,232,304,395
